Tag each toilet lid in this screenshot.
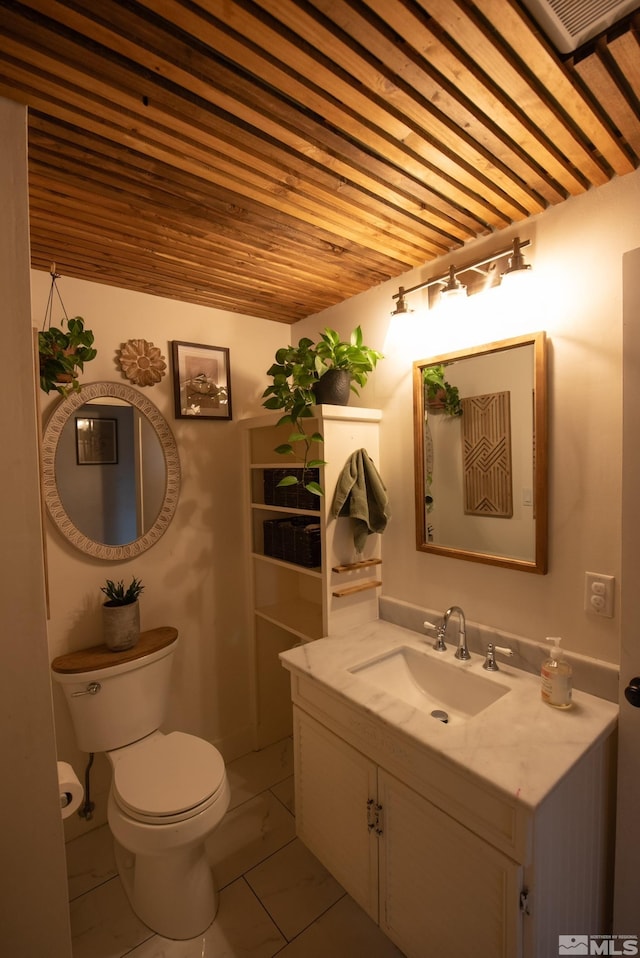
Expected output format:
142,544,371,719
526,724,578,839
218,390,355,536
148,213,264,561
113,731,226,820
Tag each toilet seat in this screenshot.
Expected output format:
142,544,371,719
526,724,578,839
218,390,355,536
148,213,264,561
112,731,227,825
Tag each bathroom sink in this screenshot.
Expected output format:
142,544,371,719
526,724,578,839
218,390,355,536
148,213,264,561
349,646,508,722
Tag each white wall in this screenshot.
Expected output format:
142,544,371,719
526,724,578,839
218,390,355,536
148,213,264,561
0,98,71,957
32,269,288,836
295,168,640,665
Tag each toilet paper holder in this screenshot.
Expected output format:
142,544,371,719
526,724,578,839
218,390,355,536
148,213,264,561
57,760,84,819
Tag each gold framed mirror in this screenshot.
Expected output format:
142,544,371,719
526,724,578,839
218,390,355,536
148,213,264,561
413,333,547,573
41,381,181,560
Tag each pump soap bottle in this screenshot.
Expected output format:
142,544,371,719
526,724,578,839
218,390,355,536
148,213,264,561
541,637,573,709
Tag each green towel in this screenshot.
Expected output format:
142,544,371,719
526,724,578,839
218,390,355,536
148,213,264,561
332,449,390,552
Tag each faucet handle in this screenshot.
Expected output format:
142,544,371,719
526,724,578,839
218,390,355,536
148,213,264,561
424,620,447,652
482,643,513,671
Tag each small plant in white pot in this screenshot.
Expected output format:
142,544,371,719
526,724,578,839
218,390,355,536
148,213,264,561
101,577,145,651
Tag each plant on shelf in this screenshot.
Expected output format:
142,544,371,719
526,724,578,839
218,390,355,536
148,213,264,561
101,576,145,606
313,326,383,404
38,266,97,395
262,326,383,498
262,335,325,498
422,364,463,417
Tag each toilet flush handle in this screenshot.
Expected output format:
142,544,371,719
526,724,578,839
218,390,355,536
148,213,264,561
71,681,102,697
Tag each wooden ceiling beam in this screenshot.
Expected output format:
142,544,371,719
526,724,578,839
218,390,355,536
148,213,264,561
413,0,626,184
128,0,514,225
0,32,437,265
308,0,567,207
0,0,636,321
27,179,385,307
607,26,640,103
473,0,634,175
363,0,589,196
248,0,546,217
12,0,496,236
573,49,640,161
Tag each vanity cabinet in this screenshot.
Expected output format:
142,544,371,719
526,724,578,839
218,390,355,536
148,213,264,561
243,406,382,746
294,708,522,958
287,669,615,958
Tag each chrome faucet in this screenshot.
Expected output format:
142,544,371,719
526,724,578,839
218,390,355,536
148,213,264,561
442,606,470,660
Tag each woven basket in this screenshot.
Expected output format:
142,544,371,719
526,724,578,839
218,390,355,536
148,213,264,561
263,516,322,568
263,468,320,511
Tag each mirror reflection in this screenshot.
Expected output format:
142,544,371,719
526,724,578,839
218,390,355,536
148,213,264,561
41,382,181,560
413,333,547,573
55,399,165,546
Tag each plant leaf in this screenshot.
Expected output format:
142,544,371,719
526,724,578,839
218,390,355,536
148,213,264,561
305,481,324,497
306,459,327,467
274,443,295,455
276,475,299,487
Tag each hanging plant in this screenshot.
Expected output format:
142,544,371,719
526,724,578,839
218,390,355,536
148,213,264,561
422,365,463,417
38,265,97,395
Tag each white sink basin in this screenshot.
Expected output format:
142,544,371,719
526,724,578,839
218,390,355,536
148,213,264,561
349,645,509,722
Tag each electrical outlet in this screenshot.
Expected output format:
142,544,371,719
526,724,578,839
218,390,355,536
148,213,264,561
584,572,615,618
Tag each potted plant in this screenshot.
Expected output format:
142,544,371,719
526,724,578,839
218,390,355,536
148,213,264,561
313,326,383,405
262,326,382,497
422,364,463,416
39,316,97,395
101,576,145,651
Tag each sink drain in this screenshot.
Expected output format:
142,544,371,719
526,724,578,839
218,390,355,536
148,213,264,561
430,709,449,724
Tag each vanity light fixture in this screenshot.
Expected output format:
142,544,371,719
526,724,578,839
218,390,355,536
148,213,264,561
502,237,533,279
390,286,413,316
438,265,466,299
390,237,532,314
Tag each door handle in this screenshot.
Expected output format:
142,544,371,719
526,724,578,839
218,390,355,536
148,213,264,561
624,677,640,708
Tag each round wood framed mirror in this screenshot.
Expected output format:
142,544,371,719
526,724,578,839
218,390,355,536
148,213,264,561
41,381,181,559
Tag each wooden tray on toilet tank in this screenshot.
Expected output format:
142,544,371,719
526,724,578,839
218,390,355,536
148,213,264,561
51,626,178,674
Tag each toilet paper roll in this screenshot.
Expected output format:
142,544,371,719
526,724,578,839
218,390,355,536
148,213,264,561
57,761,83,820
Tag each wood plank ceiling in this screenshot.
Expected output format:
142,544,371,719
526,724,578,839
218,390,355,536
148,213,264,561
1,0,639,324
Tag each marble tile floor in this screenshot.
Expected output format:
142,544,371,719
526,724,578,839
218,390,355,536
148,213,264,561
66,737,405,958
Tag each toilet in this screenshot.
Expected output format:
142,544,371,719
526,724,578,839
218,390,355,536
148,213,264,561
51,627,230,940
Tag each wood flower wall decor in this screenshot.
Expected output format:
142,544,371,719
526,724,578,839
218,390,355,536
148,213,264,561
116,339,167,387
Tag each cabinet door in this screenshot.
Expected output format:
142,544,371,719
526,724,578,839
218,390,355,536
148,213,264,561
293,707,379,920
378,770,523,958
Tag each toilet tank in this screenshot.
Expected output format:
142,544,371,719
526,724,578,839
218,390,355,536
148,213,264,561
51,628,178,753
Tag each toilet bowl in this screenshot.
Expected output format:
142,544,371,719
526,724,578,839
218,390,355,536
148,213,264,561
51,628,230,940
107,731,230,938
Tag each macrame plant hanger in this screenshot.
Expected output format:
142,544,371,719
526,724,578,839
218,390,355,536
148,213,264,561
42,263,69,331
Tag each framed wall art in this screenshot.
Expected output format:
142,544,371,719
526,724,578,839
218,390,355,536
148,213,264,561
171,341,232,420
75,417,118,465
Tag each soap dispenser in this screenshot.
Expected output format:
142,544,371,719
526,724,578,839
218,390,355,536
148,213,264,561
541,637,573,709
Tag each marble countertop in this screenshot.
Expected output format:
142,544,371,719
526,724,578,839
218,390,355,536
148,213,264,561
280,619,618,811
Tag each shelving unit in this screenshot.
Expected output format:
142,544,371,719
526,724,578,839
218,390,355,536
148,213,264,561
243,405,382,747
